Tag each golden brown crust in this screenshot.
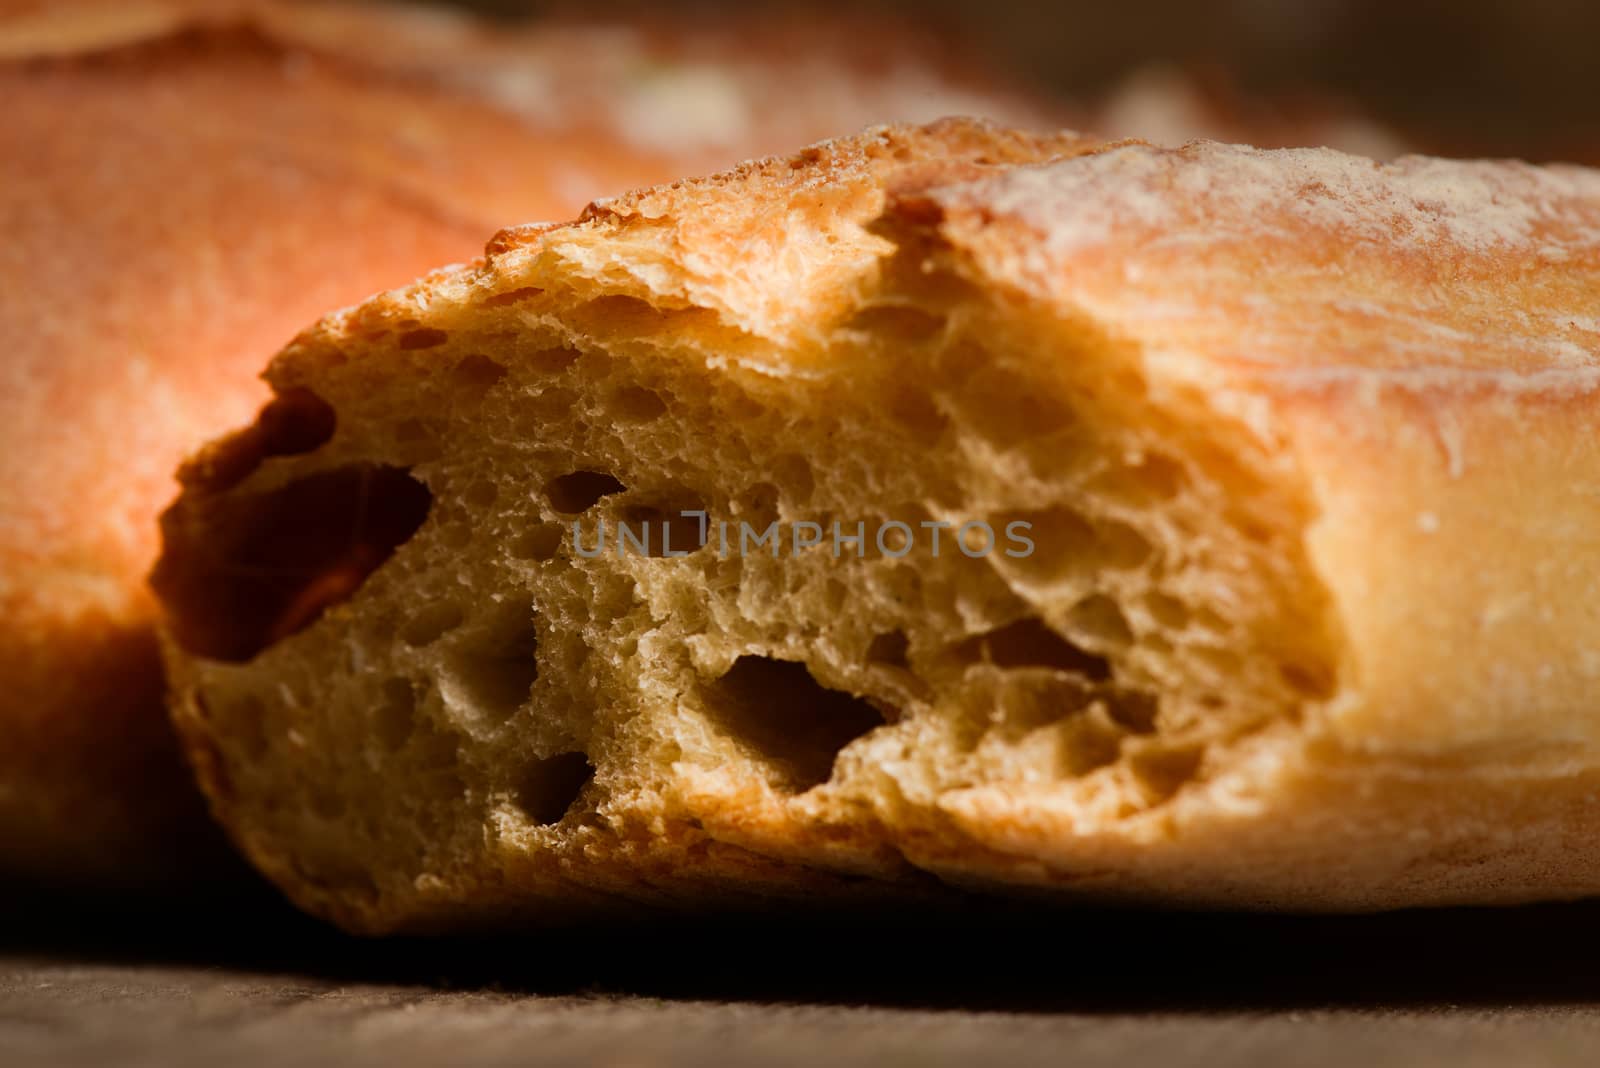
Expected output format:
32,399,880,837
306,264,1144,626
893,140,1600,375
870,138,1600,907
0,4,1058,889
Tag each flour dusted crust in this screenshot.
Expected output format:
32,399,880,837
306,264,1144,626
0,2,1056,889
878,138,1600,904
151,118,1600,931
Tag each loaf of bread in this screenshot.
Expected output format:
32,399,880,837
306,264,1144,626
151,117,1600,931
0,1,1056,889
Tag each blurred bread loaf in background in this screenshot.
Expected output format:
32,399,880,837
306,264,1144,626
0,0,1063,891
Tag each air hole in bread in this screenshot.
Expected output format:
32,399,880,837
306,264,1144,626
1128,744,1203,802
152,465,432,662
544,470,626,514
953,362,1074,447
1059,708,1127,775
257,387,337,457
515,751,594,826
613,386,667,422
1144,591,1190,630
1193,604,1231,634
452,354,508,391
481,285,543,307
1116,453,1187,503
955,618,1111,681
617,503,708,557
574,295,661,335
1066,594,1134,651
864,630,931,700
986,675,1096,735
176,387,337,493
509,523,564,562
991,506,1097,585
994,507,1153,586
398,328,449,350
699,656,888,793
446,598,539,723
401,602,465,648
1095,520,1155,569
1234,514,1275,545
1280,660,1335,699
843,303,946,339
866,630,910,668
1105,690,1158,734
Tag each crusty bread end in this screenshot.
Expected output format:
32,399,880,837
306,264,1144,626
155,119,1600,931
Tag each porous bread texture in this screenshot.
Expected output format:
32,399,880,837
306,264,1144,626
156,119,1600,932
0,1,1065,891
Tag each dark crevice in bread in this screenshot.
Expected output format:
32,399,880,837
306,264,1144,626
700,656,890,794
153,464,432,662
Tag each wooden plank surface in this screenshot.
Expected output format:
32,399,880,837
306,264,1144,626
5,893,1600,1066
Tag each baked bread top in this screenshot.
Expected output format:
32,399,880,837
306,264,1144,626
908,139,1600,374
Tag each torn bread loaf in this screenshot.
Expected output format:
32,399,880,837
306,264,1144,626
0,3,1056,891
155,119,1600,932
